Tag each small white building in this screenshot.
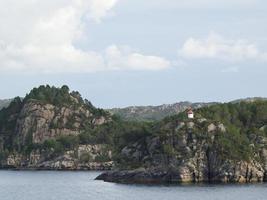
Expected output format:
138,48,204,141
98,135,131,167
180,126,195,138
187,108,194,119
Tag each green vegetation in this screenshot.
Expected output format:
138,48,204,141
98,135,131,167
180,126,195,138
79,152,93,163
24,85,77,106
197,101,267,128
196,101,267,161
41,135,80,157
23,85,108,115
95,153,111,162
0,149,9,163
0,97,23,151
214,125,252,161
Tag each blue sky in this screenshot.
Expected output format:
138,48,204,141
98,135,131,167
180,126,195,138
0,0,266,108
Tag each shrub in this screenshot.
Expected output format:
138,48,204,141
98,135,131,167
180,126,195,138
95,153,110,162
56,135,79,149
79,153,92,163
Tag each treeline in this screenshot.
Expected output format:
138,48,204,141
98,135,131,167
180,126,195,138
197,100,267,129
24,85,88,107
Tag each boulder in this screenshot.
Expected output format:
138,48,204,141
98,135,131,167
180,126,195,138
208,123,216,132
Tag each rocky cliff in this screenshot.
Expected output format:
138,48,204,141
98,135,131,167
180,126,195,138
0,85,113,170
3,144,113,170
16,100,108,146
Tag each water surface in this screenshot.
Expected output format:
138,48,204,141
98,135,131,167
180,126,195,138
0,171,266,200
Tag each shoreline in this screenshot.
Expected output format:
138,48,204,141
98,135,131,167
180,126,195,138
95,169,267,185
1,168,266,185
0,168,109,172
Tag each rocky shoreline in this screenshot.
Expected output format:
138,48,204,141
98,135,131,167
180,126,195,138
0,162,113,171
0,144,114,171
96,166,267,184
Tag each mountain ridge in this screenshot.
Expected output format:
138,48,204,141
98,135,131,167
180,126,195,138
108,97,267,122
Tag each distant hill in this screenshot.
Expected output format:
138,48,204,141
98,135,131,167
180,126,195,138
0,99,12,110
108,97,267,122
108,102,218,121
230,97,267,104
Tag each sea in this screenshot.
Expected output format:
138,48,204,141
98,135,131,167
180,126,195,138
0,170,266,200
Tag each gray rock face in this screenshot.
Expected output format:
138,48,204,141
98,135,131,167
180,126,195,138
14,100,109,145
208,123,216,132
218,123,226,133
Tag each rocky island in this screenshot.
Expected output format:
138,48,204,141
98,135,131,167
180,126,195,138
0,85,267,184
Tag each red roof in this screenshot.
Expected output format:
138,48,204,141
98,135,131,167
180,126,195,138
187,108,193,114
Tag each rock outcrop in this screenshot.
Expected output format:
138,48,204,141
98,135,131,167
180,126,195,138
15,100,109,146
2,144,113,170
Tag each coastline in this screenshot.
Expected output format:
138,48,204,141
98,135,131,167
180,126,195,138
95,168,267,185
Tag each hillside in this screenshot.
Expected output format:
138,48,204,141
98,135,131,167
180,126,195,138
230,97,267,104
0,85,115,170
108,102,217,121
97,100,267,184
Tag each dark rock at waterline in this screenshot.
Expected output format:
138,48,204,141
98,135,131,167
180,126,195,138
95,168,177,184
96,165,267,184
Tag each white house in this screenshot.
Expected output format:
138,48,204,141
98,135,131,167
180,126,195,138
187,108,194,119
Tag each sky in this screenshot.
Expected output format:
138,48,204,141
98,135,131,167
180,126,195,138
0,0,266,108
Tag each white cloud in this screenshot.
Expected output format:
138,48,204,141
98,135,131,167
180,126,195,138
0,0,170,74
87,0,118,22
179,32,267,62
105,45,170,71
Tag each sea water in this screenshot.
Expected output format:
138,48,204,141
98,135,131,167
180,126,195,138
0,171,266,200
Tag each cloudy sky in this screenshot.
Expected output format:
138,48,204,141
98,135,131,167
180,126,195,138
0,0,266,108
